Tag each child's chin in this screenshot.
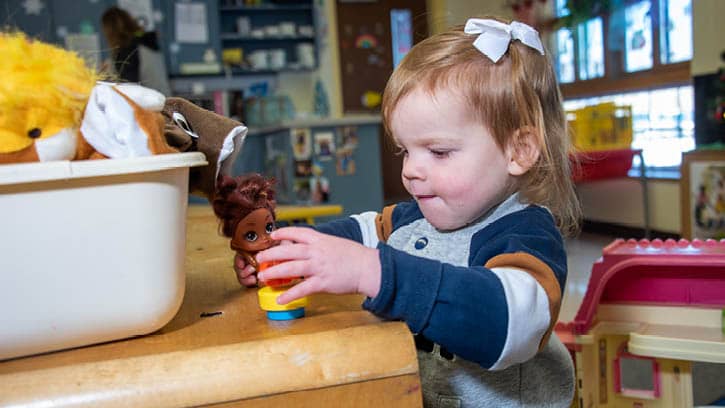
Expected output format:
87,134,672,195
422,211,464,231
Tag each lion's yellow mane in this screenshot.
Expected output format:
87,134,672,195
0,32,97,153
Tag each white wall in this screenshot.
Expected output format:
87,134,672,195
577,179,681,233
429,0,513,29
692,0,725,76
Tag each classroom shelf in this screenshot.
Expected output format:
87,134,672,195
218,0,317,75
219,33,314,40
219,4,312,12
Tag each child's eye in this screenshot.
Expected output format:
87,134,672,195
430,149,451,158
265,222,274,233
245,231,258,242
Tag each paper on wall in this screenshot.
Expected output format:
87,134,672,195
175,2,208,44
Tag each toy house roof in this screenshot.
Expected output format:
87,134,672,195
569,238,725,335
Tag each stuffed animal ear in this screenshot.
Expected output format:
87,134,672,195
162,97,247,201
112,83,166,111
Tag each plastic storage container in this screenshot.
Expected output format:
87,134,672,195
568,102,633,152
571,148,639,182
0,152,206,360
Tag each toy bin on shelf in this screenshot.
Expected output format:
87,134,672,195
567,102,633,152
0,152,206,361
571,148,640,182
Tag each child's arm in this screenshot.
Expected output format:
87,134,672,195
258,207,565,371
366,209,566,370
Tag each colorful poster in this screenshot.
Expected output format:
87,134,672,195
390,9,412,68
335,126,358,175
314,131,335,160
310,176,330,203
336,149,356,176
294,179,311,202
291,128,312,160
690,162,725,239
294,160,312,177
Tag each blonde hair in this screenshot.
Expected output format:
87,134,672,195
0,32,96,153
381,17,581,236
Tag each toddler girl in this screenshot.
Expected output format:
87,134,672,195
243,17,580,407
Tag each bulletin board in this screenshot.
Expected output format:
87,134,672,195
335,0,428,114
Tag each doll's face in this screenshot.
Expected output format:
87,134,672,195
231,208,277,253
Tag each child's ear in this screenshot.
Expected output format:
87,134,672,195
506,126,541,176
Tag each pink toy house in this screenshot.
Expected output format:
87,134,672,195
557,238,725,408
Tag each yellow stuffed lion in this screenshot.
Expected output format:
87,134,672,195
0,32,175,164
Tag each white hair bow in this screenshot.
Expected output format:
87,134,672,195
464,18,545,63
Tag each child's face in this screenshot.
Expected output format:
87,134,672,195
390,88,515,231
231,208,277,253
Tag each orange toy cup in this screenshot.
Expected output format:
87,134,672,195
257,260,293,287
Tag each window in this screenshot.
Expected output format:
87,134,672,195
659,0,692,64
553,0,692,171
614,344,661,399
625,1,653,72
564,85,694,169
556,28,575,83
578,17,605,80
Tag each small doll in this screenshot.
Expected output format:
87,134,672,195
212,173,293,286
212,173,279,280
212,174,305,320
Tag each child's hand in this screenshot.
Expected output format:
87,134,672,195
255,227,381,305
233,253,258,287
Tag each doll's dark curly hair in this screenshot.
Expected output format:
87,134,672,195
212,174,276,238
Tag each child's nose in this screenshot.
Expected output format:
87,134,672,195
401,157,424,180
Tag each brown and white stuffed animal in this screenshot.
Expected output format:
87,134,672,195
162,97,247,200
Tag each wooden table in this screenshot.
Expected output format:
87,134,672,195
0,206,421,407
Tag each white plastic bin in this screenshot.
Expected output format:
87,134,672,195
0,152,206,360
